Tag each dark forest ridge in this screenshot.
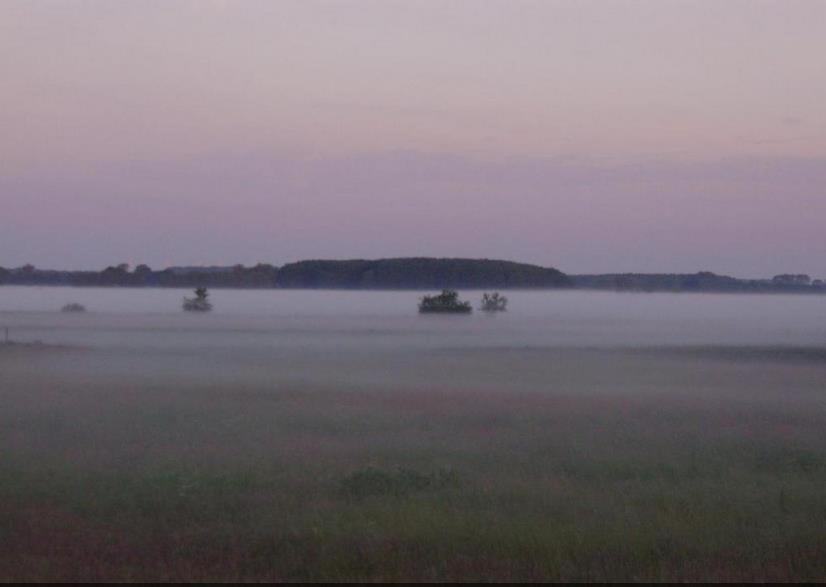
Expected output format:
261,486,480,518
1,258,824,293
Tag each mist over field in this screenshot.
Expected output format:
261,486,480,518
3,0,826,581
2,288,826,581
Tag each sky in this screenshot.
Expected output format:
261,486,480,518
1,0,825,276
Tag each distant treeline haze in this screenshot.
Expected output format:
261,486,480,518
0,259,823,293
0,258,568,289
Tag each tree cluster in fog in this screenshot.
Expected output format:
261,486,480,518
182,287,213,312
480,292,508,312
418,290,473,314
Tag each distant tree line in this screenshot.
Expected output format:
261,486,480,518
571,272,826,293
1,260,824,293
0,258,569,290
0,263,278,288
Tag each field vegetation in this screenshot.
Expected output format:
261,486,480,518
2,342,826,581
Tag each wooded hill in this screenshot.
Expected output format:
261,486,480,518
275,258,570,289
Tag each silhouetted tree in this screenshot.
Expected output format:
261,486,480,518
480,292,507,312
183,287,212,312
418,290,472,314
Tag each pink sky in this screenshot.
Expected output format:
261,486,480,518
1,1,825,275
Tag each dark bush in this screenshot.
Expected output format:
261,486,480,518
182,287,213,312
480,292,508,312
418,289,472,313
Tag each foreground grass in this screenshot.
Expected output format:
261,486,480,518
2,346,826,581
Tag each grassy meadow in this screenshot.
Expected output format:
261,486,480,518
2,339,826,581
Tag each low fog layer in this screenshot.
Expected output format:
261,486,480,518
1,288,824,394
3,287,826,581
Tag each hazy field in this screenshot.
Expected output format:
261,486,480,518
2,289,826,581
